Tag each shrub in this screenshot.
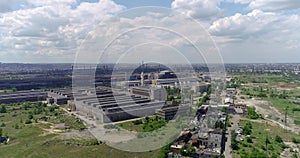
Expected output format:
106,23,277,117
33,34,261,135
292,138,300,143
246,137,253,143
268,145,274,151
0,105,7,113
231,130,239,150
103,124,118,129
247,107,262,119
1,123,5,127
243,122,252,135
25,119,32,124
28,112,33,119
14,123,19,129
137,133,146,138
275,135,283,143
132,120,143,125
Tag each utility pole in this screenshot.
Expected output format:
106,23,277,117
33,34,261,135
265,135,269,157
285,106,289,133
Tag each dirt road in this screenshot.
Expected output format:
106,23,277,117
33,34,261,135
224,115,241,158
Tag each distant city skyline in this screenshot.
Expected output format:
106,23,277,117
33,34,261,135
0,0,300,63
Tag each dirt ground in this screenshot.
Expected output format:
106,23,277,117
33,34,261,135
280,142,300,158
239,98,300,134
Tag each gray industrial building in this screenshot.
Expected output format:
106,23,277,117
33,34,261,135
47,89,74,105
0,90,47,104
73,86,167,123
130,86,167,101
156,104,191,120
48,92,68,105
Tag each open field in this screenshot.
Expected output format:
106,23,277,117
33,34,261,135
231,74,300,157
0,103,160,158
232,119,300,158
235,75,298,85
0,89,13,93
235,74,300,127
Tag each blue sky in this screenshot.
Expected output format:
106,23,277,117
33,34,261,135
0,0,300,63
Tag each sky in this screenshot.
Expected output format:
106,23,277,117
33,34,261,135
0,0,300,63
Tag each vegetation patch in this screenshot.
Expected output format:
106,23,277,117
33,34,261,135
247,107,263,119
117,116,167,132
232,119,300,158
0,103,160,158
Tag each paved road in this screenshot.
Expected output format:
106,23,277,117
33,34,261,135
224,115,241,158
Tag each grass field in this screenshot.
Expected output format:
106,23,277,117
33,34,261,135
233,119,300,158
116,116,167,132
0,103,160,158
236,74,300,125
0,89,13,93
116,119,144,132
235,75,298,85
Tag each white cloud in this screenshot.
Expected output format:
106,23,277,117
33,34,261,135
209,10,279,39
226,0,252,4
171,0,222,20
26,0,76,7
1,0,300,63
0,0,125,62
0,0,76,13
226,0,300,11
209,9,300,62
248,0,300,11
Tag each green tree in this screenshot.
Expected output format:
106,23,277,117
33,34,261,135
246,137,253,143
158,144,171,158
275,135,283,143
49,106,57,112
0,105,7,113
22,102,30,110
132,120,142,125
180,144,196,156
12,87,17,92
25,119,32,124
14,123,19,129
1,123,5,127
247,107,261,119
215,120,224,129
292,138,300,143
28,113,33,119
243,124,252,135
231,130,239,150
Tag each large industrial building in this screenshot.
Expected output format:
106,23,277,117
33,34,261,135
47,89,74,105
0,90,47,104
130,86,167,101
73,86,167,123
0,88,74,105
156,104,191,120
